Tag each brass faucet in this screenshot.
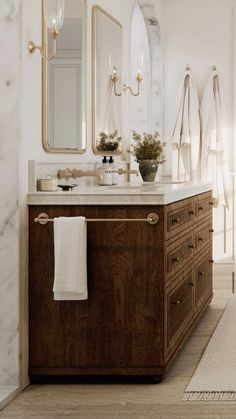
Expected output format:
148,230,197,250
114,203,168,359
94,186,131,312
118,169,139,177
58,169,103,181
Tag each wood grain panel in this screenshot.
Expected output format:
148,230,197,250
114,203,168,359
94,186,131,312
29,205,165,374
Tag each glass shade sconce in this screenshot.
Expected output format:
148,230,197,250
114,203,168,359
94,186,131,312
28,0,65,61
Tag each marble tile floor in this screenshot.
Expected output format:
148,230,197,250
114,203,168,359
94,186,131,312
0,290,234,419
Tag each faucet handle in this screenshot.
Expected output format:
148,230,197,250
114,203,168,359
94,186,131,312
118,169,139,177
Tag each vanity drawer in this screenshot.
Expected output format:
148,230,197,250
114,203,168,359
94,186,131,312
195,192,213,221
166,232,195,281
195,248,213,312
166,267,194,352
165,198,194,241
195,220,213,254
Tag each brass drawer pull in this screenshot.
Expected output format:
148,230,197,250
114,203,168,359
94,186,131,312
189,244,195,249
198,206,204,211
172,257,181,263
172,217,181,224
209,259,214,264
172,300,181,307
209,229,214,233
189,210,195,215
198,237,204,242
198,271,205,276
209,202,214,206
189,282,194,287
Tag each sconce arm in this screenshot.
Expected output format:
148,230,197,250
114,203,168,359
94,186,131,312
123,73,143,97
110,74,122,97
28,34,57,61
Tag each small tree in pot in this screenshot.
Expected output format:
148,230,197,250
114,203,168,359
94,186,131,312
130,131,166,182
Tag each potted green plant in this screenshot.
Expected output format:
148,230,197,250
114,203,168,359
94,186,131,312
130,131,166,182
96,130,121,153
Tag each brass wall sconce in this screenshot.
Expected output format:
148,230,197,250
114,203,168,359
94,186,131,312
123,71,143,97
28,0,65,61
110,69,143,97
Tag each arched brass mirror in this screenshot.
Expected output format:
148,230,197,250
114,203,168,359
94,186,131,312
42,0,87,153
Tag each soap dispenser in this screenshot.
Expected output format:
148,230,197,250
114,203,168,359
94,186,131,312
98,156,113,186
109,156,118,185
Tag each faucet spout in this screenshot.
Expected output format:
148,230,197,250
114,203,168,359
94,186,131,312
58,169,103,181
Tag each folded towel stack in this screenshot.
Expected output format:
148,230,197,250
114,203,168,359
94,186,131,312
53,217,88,301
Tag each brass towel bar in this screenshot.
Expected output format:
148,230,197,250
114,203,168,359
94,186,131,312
34,212,159,226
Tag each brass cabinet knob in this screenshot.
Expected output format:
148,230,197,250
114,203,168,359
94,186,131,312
209,259,214,264
189,282,194,287
209,202,214,206
172,217,181,224
172,300,181,306
172,257,180,263
198,271,205,276
209,229,214,233
189,244,195,249
198,206,204,211
189,210,195,215
198,237,204,242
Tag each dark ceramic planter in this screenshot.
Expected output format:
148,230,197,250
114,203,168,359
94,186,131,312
138,160,158,182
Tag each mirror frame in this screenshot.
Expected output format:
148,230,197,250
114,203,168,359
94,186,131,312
92,5,123,156
42,0,87,154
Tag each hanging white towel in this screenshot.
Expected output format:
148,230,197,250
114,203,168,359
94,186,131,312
53,217,87,301
172,70,201,182
200,70,230,208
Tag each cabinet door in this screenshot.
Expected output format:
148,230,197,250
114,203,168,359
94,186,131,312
29,205,165,374
195,248,213,313
165,267,194,354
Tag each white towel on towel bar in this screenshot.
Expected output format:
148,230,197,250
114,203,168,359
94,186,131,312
53,217,88,301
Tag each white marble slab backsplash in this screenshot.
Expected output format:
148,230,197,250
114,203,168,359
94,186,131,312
29,160,130,192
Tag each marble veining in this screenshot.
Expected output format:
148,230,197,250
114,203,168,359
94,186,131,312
0,0,20,388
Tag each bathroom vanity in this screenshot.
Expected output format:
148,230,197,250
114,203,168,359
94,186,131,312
28,183,213,380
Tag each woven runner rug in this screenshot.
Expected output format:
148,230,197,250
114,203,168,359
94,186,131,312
183,297,236,401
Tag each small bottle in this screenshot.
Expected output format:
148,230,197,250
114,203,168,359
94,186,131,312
98,156,113,186
109,156,119,185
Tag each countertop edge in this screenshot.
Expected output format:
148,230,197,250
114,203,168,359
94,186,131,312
27,184,213,206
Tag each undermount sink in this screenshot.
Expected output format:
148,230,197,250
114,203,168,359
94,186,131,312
105,181,187,191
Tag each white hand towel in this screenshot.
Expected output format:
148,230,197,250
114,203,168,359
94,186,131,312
53,216,87,301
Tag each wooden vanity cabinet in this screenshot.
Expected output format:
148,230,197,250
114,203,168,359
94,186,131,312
29,192,213,379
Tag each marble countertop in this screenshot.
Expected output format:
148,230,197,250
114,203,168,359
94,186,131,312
27,182,212,206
